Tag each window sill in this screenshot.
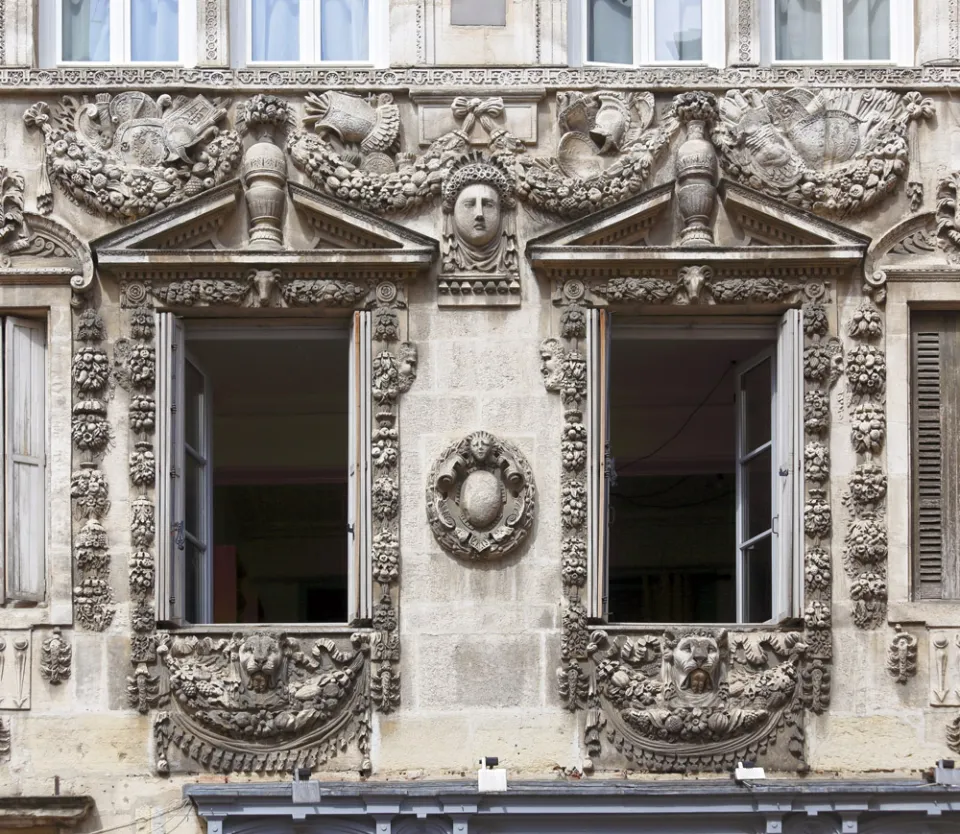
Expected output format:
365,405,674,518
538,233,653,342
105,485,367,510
158,622,367,634
593,620,803,632
888,600,960,627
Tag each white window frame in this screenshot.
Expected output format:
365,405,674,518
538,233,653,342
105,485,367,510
0,317,48,604
765,0,914,66
579,0,725,69
240,0,388,67
586,310,802,625
155,314,372,626
50,0,198,67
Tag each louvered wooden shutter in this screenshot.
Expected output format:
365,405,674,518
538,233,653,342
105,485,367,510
912,313,960,599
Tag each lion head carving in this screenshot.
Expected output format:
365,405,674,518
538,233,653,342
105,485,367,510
665,630,724,695
237,632,284,694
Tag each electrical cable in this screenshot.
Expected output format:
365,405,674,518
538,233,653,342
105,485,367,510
68,800,192,834
614,361,735,472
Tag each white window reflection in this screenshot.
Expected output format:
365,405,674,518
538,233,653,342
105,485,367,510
251,0,301,61
61,0,110,62
587,0,633,64
654,0,702,61
320,0,369,61
131,0,180,62
774,0,823,60
843,0,890,60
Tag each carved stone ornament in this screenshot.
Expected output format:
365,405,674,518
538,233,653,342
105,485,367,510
714,88,934,217
585,629,806,772
440,152,519,304
886,625,918,685
595,269,815,306
39,628,72,685
674,92,719,246
0,633,31,709
153,630,371,774
24,92,241,219
936,170,960,262
427,431,535,560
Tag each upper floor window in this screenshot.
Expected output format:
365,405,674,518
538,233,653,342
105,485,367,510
586,311,802,624
247,0,372,63
155,315,371,626
58,0,195,64
771,0,909,63
584,0,724,67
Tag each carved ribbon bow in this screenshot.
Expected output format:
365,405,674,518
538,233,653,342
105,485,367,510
451,96,504,137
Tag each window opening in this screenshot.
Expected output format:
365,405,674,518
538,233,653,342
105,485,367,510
166,326,352,624
585,0,711,65
248,0,371,63
606,326,784,624
774,0,892,61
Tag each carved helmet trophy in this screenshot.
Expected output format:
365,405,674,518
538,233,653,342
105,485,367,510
439,152,520,305
427,431,535,560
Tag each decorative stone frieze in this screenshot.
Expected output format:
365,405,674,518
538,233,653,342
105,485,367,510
426,431,535,560
842,293,888,630
886,625,918,685
39,628,72,686
0,633,30,709
24,92,241,219
71,306,115,632
153,630,371,774
121,275,369,309
714,88,933,217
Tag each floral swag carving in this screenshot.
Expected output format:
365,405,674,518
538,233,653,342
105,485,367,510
426,431,536,560
585,630,806,771
24,92,241,219
153,630,371,774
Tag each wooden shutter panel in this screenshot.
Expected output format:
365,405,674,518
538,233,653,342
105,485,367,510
586,309,610,620
4,317,46,601
912,313,960,599
347,310,372,624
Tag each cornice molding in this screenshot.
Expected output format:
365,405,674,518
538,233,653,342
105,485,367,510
7,65,960,92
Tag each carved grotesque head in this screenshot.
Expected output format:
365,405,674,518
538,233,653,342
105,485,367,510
667,632,722,695
467,430,496,463
238,632,284,694
539,338,564,391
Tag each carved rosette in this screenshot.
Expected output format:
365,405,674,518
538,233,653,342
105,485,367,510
426,432,535,560
714,88,934,218
24,93,241,220
153,630,371,774
71,306,115,632
840,293,888,630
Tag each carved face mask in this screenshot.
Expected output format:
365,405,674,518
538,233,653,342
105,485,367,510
453,183,501,248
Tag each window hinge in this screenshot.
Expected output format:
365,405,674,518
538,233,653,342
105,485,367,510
346,523,355,536
779,466,790,476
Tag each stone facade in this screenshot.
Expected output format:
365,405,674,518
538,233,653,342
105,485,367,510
2,1,960,832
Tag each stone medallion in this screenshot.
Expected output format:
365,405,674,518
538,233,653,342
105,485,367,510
426,431,535,560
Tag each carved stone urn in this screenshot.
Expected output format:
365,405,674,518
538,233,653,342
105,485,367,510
238,94,292,250
674,92,719,247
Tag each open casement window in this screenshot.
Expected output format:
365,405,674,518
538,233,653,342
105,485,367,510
1,319,47,602
587,309,801,624
155,312,372,626
911,312,960,600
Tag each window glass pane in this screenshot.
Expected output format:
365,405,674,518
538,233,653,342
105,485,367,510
774,0,822,60
62,0,110,62
131,0,179,61
251,0,300,61
587,0,633,64
184,454,203,536
741,357,772,453
184,360,204,452
744,448,772,541
184,538,203,624
654,0,701,61
321,0,369,61
743,534,773,622
843,0,890,60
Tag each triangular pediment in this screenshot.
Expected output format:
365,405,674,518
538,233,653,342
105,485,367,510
527,182,674,248
527,179,868,279
91,178,438,283
720,181,872,248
